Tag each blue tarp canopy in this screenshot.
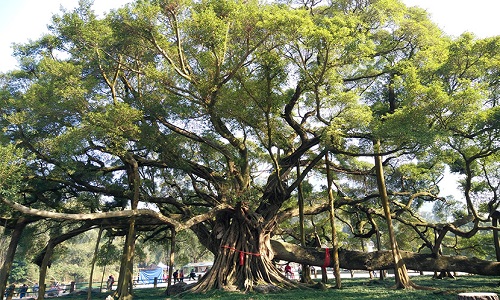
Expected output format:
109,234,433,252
138,267,163,284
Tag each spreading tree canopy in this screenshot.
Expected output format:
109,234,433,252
1,0,500,298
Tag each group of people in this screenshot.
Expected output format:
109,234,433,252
172,270,184,283
171,269,199,283
284,263,318,279
4,283,38,299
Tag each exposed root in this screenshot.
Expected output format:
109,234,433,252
182,202,312,295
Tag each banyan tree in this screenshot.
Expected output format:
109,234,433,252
1,0,500,298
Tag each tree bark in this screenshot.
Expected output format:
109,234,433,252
376,228,385,280
189,202,295,293
0,218,28,299
492,212,500,262
115,219,136,300
100,265,107,293
271,240,500,275
297,165,311,284
35,223,95,300
326,152,341,288
374,141,413,289
37,241,55,300
88,227,103,300
115,154,140,300
166,229,175,294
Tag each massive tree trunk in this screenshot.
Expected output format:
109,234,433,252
190,202,295,293
271,240,500,275
0,218,28,299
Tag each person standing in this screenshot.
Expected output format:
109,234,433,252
189,269,196,281
285,263,293,279
284,263,291,275
310,266,317,279
32,283,39,298
173,270,179,283
19,284,28,298
107,275,115,291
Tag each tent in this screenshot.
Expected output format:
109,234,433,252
157,262,169,270
137,267,163,284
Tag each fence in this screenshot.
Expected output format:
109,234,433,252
3,277,176,299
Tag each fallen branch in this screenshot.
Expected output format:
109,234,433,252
271,240,500,276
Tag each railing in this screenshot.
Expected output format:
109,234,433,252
3,277,180,299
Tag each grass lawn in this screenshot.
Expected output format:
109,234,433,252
61,275,500,299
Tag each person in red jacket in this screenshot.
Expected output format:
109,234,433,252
284,263,293,279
